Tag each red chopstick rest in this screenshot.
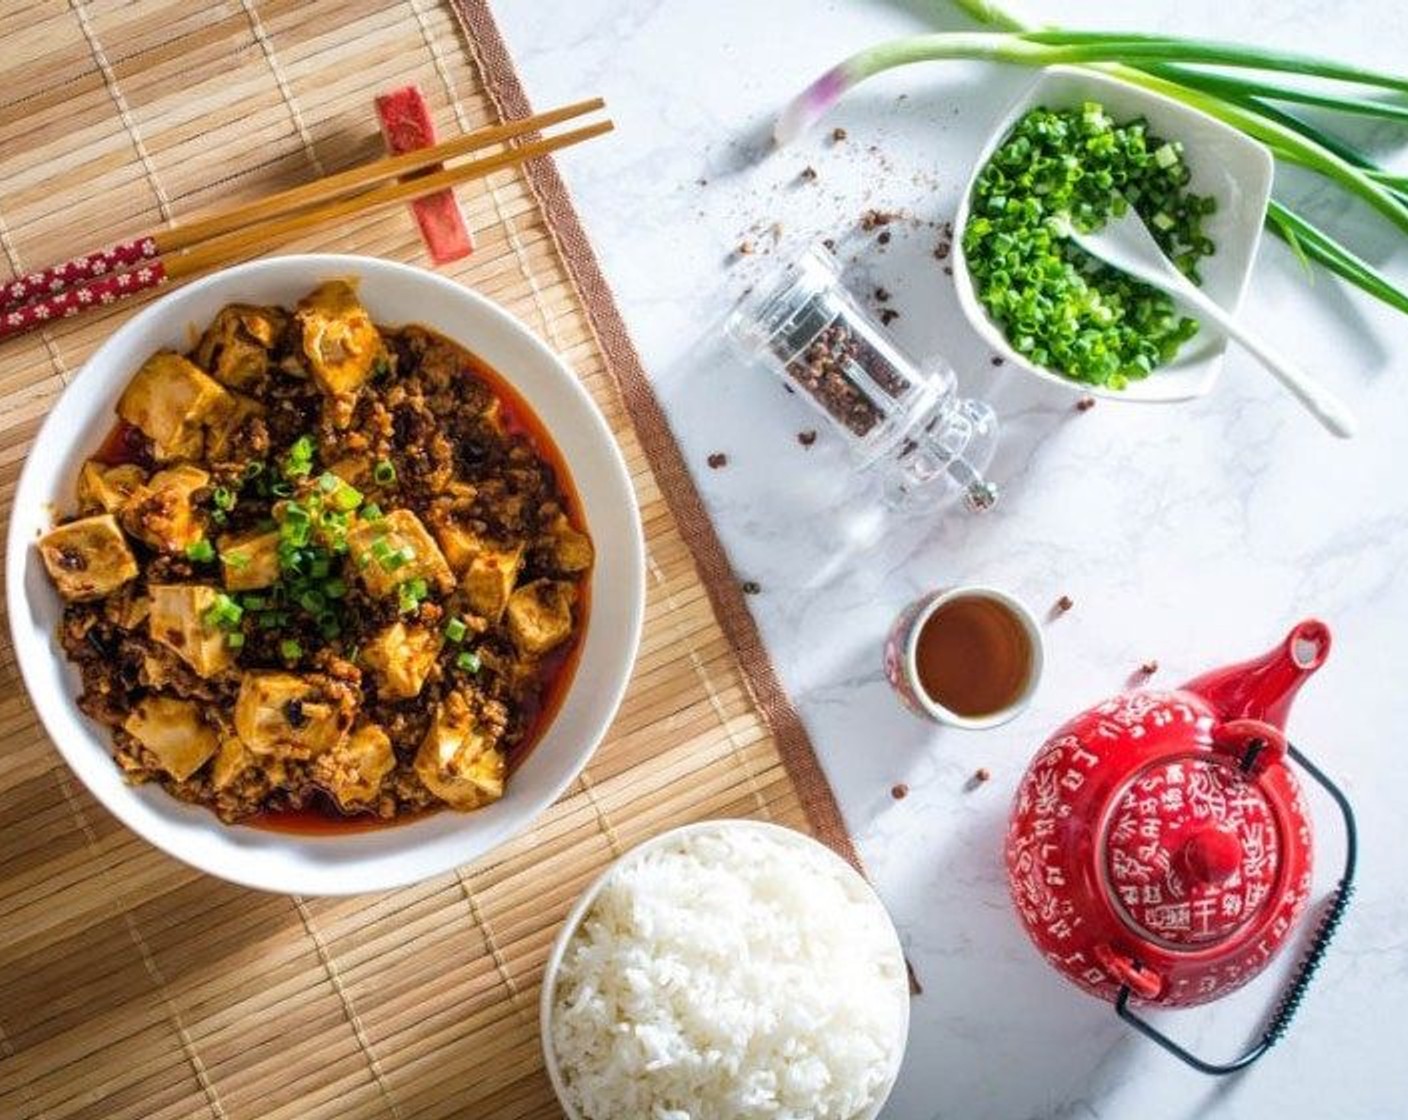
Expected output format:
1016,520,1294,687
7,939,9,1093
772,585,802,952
375,85,474,265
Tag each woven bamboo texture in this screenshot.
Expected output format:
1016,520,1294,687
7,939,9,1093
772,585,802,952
0,2,854,1117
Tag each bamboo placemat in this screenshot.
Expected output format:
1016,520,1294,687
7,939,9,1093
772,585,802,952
0,2,856,1117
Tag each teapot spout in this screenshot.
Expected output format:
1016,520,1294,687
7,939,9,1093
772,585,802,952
1180,619,1331,729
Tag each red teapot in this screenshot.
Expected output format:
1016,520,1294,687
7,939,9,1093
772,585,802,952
1006,620,1356,1074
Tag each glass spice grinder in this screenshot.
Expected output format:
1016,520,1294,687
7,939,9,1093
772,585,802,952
725,244,1000,513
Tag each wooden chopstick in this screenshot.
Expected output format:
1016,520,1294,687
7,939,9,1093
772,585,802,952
165,119,614,277
159,96,605,254
0,97,605,316
0,106,611,343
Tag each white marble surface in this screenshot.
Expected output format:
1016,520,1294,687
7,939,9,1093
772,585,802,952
492,2,1408,1117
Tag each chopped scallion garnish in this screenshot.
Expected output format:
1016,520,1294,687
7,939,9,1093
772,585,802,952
372,459,397,485
185,538,215,563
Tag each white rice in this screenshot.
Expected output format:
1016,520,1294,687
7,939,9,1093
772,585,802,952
549,825,906,1120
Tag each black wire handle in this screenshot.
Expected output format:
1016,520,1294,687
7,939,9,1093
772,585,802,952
1114,741,1357,1076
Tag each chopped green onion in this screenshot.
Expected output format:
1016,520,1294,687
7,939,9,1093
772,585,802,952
203,593,243,630
331,484,362,513
243,460,265,481
372,355,391,379
212,486,236,510
226,631,246,650
223,549,250,570
361,502,383,521
317,472,340,493
962,102,1210,388
456,650,481,673
185,539,215,563
444,617,467,642
324,578,348,599
372,459,397,485
279,638,302,661
397,577,429,614
242,594,267,610
298,589,326,613
270,481,293,498
283,435,315,479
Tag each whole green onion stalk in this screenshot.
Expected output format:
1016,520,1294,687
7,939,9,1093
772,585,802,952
776,0,1408,316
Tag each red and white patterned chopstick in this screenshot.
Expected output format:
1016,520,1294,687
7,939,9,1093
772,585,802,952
0,260,169,342
1,237,160,314
0,99,611,345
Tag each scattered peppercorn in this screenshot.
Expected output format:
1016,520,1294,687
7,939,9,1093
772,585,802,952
878,308,900,326
707,452,728,469
741,580,761,595
974,767,991,783
991,355,1005,367
1140,659,1160,675
1056,594,1074,613
874,286,891,302
797,429,817,448
1076,396,1097,412
799,165,818,182
877,230,892,245
821,237,837,254
891,783,909,800
860,209,897,231
831,127,848,143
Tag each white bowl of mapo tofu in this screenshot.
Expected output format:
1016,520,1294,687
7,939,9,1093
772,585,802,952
8,255,644,895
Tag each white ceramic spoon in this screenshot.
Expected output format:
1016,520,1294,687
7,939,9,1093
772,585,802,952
1067,210,1357,438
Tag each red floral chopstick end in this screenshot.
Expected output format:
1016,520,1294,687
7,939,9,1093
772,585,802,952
2,236,160,314
0,259,168,342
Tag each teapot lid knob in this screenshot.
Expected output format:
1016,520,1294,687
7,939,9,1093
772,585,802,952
1181,827,1243,886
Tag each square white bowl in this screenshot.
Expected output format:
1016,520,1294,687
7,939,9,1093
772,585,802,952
952,66,1274,402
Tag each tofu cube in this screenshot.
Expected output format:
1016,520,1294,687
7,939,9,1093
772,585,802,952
461,542,525,622
123,696,218,781
413,692,505,810
505,579,577,656
218,527,281,591
211,734,255,791
116,351,231,461
547,513,594,574
38,514,139,601
77,462,148,515
193,304,286,389
348,508,454,598
360,621,442,699
431,518,482,575
234,672,352,759
120,465,209,553
203,391,265,462
295,281,384,396
316,721,395,810
147,584,237,678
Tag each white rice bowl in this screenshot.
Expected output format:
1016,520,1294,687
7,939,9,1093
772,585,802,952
543,821,909,1120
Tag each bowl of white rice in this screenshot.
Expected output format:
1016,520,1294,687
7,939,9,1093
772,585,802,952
540,819,910,1120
